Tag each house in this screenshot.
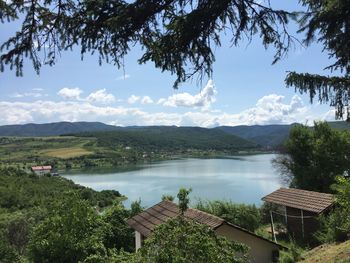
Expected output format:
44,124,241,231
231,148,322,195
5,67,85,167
127,200,285,263
31,165,52,176
262,188,334,240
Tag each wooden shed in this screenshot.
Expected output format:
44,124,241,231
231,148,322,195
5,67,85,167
262,188,334,240
127,200,285,263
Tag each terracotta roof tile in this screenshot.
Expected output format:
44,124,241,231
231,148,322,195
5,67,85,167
261,188,334,213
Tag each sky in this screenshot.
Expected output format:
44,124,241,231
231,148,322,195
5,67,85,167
0,1,339,127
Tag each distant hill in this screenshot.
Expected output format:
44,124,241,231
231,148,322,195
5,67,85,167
1,121,349,149
0,122,119,137
76,126,258,152
216,121,350,147
215,124,295,147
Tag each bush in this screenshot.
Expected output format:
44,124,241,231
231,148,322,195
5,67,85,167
195,199,261,232
315,176,350,243
278,241,302,263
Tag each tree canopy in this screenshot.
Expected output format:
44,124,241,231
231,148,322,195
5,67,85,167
274,121,350,192
1,1,349,118
0,0,296,88
285,0,350,120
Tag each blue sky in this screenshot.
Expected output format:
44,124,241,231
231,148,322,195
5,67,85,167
0,1,338,127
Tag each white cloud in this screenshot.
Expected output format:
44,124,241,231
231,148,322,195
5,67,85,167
128,95,140,104
159,79,217,108
57,87,83,100
116,74,131,80
0,94,335,126
140,96,153,104
10,92,46,98
32,88,44,91
86,89,115,104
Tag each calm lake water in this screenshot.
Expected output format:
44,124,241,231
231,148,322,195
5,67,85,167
63,154,285,207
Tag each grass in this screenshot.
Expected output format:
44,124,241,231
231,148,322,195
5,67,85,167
299,240,350,263
41,147,94,158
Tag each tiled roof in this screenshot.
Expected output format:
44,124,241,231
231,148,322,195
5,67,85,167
261,188,334,213
127,200,224,237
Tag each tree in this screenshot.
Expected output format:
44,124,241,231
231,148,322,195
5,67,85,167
101,201,135,252
2,1,348,118
28,194,108,263
274,122,350,192
285,0,350,120
316,176,350,242
0,0,296,88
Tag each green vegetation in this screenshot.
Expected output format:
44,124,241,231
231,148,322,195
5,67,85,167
135,217,248,263
273,122,350,192
0,173,249,262
316,176,350,243
0,126,260,171
195,199,261,232
271,121,350,262
0,167,125,262
77,126,258,153
298,240,350,263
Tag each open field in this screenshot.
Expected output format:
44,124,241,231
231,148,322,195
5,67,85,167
41,147,94,158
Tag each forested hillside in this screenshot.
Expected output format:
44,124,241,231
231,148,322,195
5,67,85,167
0,122,119,137
76,126,258,152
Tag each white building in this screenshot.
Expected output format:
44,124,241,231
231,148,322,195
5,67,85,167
31,165,52,176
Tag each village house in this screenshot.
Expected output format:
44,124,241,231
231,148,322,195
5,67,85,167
127,200,285,263
262,188,334,240
31,165,52,176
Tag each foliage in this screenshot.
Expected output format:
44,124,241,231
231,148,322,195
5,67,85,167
27,194,108,263
161,194,175,202
101,202,136,252
0,0,296,88
136,217,248,263
195,199,261,232
177,188,192,215
0,167,122,261
273,122,350,192
278,241,302,263
316,176,350,243
286,0,350,119
78,126,258,153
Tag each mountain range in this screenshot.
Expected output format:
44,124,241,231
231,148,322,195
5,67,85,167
0,121,349,148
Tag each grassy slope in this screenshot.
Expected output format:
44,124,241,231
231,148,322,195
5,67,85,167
41,147,94,158
0,137,96,163
299,240,350,263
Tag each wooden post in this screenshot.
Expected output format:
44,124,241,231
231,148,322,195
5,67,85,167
270,211,277,243
301,209,304,238
284,206,288,224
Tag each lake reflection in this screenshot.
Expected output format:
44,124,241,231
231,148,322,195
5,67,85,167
63,154,285,207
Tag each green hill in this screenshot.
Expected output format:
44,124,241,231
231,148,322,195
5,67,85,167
76,126,258,152
217,121,350,147
0,121,119,136
216,124,294,147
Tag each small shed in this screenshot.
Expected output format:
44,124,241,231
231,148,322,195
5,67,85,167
31,165,52,176
262,188,334,240
127,200,285,263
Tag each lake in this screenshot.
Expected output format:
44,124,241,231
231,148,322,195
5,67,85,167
63,154,285,207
